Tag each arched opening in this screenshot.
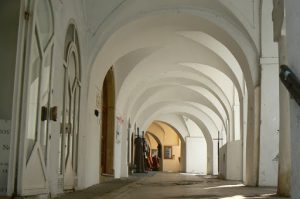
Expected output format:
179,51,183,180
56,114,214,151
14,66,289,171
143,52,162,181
100,67,115,176
145,121,183,173
86,1,259,185
145,131,163,171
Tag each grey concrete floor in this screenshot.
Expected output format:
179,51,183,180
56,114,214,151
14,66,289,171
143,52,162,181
57,172,290,199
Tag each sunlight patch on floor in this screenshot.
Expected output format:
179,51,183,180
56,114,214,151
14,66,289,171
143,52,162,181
179,173,200,176
220,196,246,199
220,193,277,199
205,184,245,190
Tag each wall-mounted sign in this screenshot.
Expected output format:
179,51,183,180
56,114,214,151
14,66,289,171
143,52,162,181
0,120,11,195
96,89,101,109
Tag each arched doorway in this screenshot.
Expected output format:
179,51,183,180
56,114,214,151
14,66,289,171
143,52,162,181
101,67,115,175
146,121,183,173
145,131,163,171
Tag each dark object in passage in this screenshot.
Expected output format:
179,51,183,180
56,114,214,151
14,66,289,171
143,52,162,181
280,65,300,106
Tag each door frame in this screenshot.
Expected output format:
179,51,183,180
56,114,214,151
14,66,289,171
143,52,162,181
7,0,29,196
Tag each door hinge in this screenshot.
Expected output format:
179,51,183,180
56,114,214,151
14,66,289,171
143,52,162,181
24,11,30,20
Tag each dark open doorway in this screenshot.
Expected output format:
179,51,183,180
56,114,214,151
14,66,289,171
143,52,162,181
101,67,115,175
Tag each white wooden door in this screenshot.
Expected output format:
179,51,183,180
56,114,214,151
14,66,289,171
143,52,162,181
60,24,81,190
17,0,54,196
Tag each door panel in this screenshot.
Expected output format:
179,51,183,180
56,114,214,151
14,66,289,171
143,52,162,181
18,0,54,195
61,25,81,190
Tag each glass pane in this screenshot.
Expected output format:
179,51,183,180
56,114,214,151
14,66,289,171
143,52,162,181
39,47,53,164
58,98,64,174
64,80,70,166
71,88,76,169
75,87,80,173
58,131,62,174
68,52,76,89
36,0,53,50
26,33,42,161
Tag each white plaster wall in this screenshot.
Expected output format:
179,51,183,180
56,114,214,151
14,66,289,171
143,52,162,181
285,1,300,197
184,117,204,137
226,141,243,180
178,31,245,94
188,86,227,121
259,63,279,186
219,145,227,179
86,1,259,88
219,0,260,50
184,117,218,174
123,73,232,120
181,64,240,107
155,114,190,139
186,137,207,175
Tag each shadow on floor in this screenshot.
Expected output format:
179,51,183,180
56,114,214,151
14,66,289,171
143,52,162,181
55,172,156,199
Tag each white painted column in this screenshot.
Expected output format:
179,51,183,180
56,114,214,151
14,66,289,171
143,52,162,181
272,0,292,195
233,105,240,140
213,139,218,175
242,82,248,183
253,0,280,187
179,141,186,172
245,86,260,186
114,116,123,178
259,58,279,186
186,137,207,174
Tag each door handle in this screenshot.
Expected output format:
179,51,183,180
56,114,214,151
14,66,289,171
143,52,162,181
41,106,48,121
41,106,58,121
50,106,58,121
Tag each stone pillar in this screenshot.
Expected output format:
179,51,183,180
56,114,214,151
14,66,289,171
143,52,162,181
259,58,280,186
